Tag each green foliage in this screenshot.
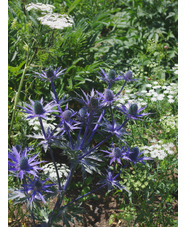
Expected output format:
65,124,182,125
8,0,178,225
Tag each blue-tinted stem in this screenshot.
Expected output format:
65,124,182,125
62,184,106,209
65,124,74,149
51,81,59,104
51,81,62,114
83,109,105,149
117,119,129,131
109,105,114,124
79,134,112,160
38,117,62,190
116,80,127,96
62,163,77,192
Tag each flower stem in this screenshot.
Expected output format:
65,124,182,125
38,117,62,190
79,134,112,160
9,62,28,137
62,183,106,209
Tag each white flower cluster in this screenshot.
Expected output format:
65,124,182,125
25,3,55,13
37,13,74,30
117,80,177,107
42,162,70,184
141,139,175,160
25,2,74,30
160,114,178,132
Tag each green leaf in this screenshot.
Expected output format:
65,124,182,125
67,0,82,14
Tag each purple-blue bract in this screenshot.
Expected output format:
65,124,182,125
20,97,59,120
22,177,55,204
8,145,44,180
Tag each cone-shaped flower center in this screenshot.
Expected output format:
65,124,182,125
34,101,45,115
79,107,87,117
129,147,139,161
19,157,29,170
125,71,133,80
46,69,54,79
105,89,114,101
128,104,138,116
63,110,72,121
113,147,122,158
89,97,98,110
34,179,43,191
108,70,116,80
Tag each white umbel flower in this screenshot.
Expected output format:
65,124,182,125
38,13,74,30
26,3,55,13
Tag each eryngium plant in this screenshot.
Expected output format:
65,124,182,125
8,67,152,226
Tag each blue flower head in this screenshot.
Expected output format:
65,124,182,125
126,146,152,165
99,68,122,88
22,177,55,204
117,103,150,121
20,98,59,120
102,143,127,165
97,89,119,106
34,66,66,82
8,145,44,180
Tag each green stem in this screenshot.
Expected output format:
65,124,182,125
9,62,28,137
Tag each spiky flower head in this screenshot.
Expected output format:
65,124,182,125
116,102,150,120
102,144,127,165
97,89,119,106
104,89,114,101
89,97,99,111
22,177,55,204
62,110,72,121
34,66,66,82
20,98,59,120
125,146,152,165
128,104,138,116
79,107,87,118
99,68,122,88
75,89,101,113
108,69,116,80
8,145,44,180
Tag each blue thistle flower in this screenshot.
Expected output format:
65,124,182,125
8,145,44,180
102,120,128,138
58,104,79,132
125,146,152,165
120,70,136,82
75,89,101,112
20,98,59,120
100,170,129,192
97,89,119,106
34,66,66,82
22,177,55,204
102,143,127,165
116,103,150,120
99,68,123,88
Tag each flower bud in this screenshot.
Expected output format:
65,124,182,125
79,107,87,117
19,157,29,170
34,101,45,115
46,69,54,79
114,147,122,158
89,97,99,110
164,45,168,49
62,110,72,121
128,104,138,116
104,89,114,101
125,71,133,80
129,147,139,161
34,179,43,191
108,69,116,80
